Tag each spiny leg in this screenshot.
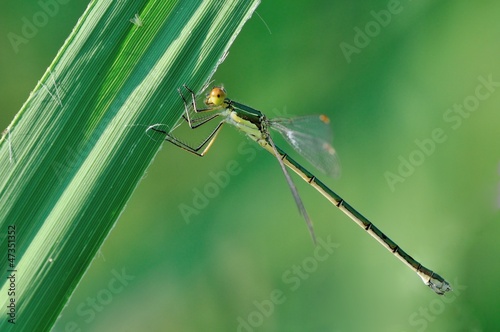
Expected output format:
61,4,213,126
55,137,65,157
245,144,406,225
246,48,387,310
179,85,222,128
147,85,227,156
181,112,221,129
150,121,225,157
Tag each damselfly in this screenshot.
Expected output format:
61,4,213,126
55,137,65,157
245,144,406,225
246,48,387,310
149,85,452,295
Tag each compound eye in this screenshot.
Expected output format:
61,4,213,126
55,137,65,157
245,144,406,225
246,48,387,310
205,87,227,106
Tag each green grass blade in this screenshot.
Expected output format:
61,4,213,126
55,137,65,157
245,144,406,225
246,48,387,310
0,0,260,330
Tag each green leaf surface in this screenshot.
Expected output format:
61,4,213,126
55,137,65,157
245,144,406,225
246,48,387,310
0,0,259,330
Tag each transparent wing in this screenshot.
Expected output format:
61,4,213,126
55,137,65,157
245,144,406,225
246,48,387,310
266,134,317,244
269,115,340,178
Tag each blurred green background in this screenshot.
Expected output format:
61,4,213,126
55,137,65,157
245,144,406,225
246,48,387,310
2,1,499,331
